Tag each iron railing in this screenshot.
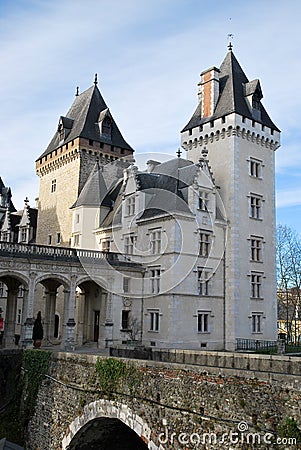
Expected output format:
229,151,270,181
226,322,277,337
235,338,278,353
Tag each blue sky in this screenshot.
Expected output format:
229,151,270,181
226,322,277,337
0,0,300,233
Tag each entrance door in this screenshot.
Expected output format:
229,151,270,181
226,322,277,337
94,310,100,342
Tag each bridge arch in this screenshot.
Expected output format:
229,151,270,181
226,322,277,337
62,399,162,450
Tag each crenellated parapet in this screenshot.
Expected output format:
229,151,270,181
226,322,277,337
182,123,280,153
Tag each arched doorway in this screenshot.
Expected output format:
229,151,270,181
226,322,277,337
66,417,149,450
75,280,107,347
34,274,70,347
0,273,28,348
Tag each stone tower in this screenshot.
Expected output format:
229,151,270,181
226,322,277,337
181,48,281,350
36,79,134,246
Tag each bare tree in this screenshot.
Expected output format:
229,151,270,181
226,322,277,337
276,225,301,343
126,316,141,342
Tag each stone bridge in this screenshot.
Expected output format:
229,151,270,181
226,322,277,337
22,349,301,449
0,241,143,349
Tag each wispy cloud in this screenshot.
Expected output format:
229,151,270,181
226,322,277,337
0,0,301,232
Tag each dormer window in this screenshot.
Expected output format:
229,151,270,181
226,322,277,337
58,123,64,141
20,227,28,243
252,93,261,111
102,117,112,137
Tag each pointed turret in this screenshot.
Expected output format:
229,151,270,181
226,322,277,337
35,80,134,246
182,50,280,133
37,84,133,160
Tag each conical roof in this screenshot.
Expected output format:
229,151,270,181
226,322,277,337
182,50,280,132
37,84,133,159
71,160,107,208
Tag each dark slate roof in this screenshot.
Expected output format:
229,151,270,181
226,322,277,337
100,181,124,228
182,50,280,132
137,172,179,193
137,188,192,221
153,158,194,178
72,161,107,208
0,177,16,212
37,85,133,159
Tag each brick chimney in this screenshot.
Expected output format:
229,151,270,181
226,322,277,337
198,67,220,118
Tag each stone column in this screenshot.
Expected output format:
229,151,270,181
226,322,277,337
44,290,57,344
76,292,85,346
62,275,77,351
3,280,19,348
21,272,36,348
103,292,114,348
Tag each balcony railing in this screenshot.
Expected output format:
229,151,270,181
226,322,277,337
0,241,142,268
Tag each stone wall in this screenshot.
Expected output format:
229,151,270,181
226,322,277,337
26,351,301,449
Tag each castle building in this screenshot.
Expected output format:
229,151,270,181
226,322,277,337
35,77,134,247
0,47,280,351
181,47,280,348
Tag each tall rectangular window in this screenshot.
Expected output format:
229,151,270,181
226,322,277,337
199,191,209,211
123,277,130,293
251,272,262,298
101,239,110,252
2,231,9,242
198,312,209,333
198,269,210,296
249,194,262,219
124,235,136,254
48,234,52,245
20,228,27,242
199,232,211,257
56,232,61,244
51,179,57,193
249,158,262,178
252,313,262,333
121,310,130,330
150,268,161,294
0,282,4,297
149,310,160,332
250,237,263,262
74,234,80,247
150,229,162,254
126,196,135,216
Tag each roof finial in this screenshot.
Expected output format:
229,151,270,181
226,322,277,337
24,197,29,206
227,34,234,51
176,148,182,158
75,86,79,96
94,73,98,86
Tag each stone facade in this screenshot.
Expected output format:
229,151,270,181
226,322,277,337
181,52,280,350
25,351,301,449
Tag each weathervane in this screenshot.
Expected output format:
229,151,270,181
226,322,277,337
227,33,234,51
94,73,98,86
176,148,182,158
75,86,79,97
